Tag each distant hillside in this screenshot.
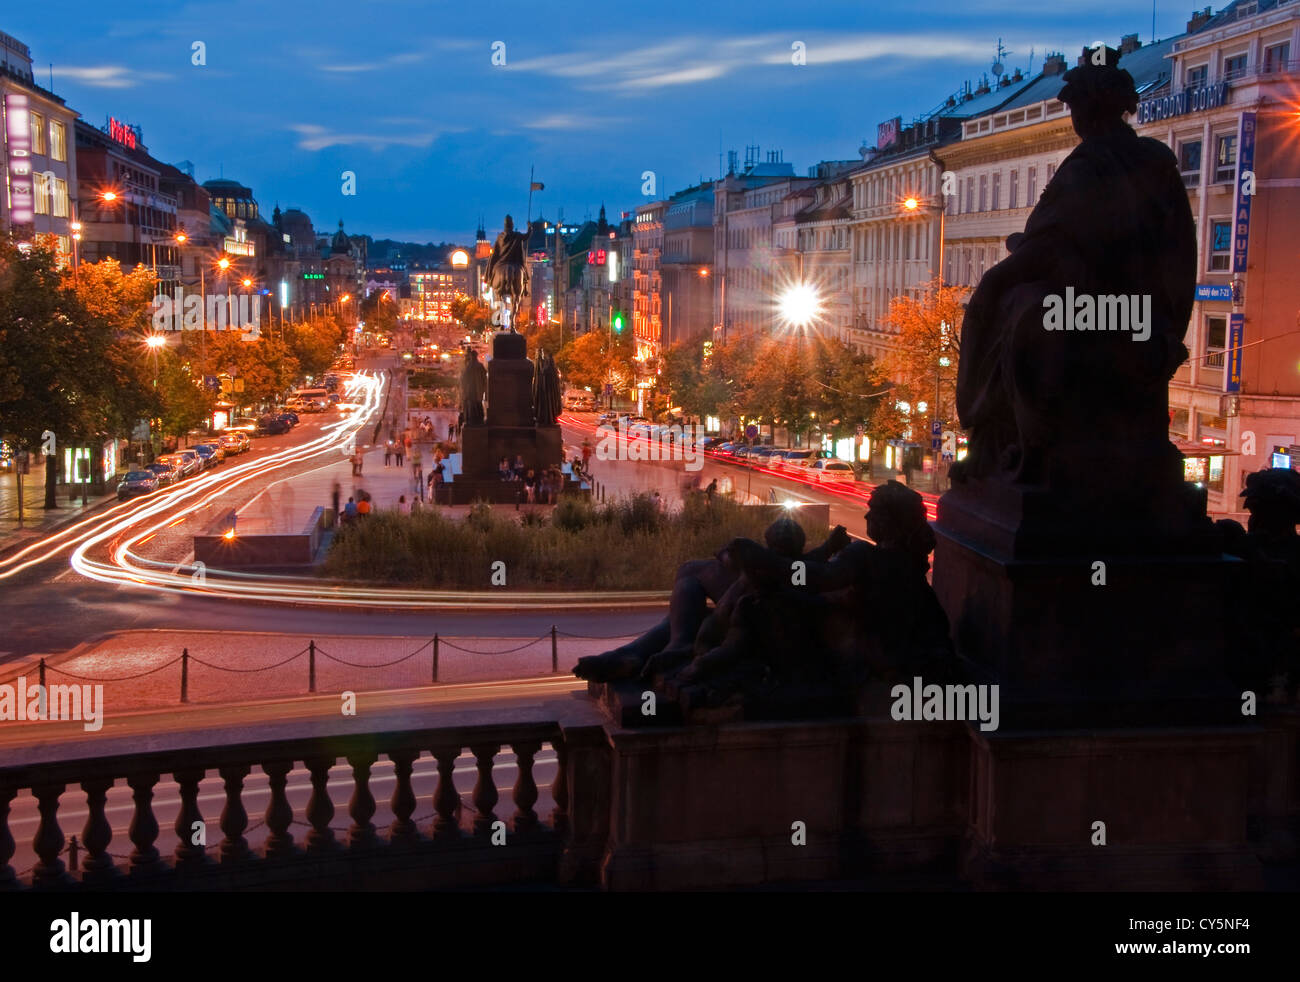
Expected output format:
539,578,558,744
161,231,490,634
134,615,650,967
364,238,468,265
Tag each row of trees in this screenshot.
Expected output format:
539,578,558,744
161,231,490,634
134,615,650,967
0,237,348,502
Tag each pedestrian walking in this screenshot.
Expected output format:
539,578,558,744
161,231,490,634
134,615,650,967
394,442,404,467
706,478,718,500
384,440,393,466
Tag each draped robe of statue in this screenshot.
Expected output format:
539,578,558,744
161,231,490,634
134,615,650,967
954,117,1197,519
533,349,562,426
459,349,487,427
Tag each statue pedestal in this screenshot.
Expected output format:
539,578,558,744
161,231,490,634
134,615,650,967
459,424,563,479
486,332,534,428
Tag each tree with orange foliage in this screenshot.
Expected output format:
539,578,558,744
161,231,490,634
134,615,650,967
884,278,965,438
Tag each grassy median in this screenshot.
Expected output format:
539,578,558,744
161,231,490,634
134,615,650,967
320,492,794,590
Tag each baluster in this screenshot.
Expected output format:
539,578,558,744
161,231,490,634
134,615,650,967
126,773,166,878
304,756,338,853
0,785,16,888
173,767,209,868
388,749,418,845
262,760,296,858
511,739,541,835
218,764,252,863
470,743,500,837
345,752,378,849
80,777,119,885
31,783,69,887
550,739,570,836
431,746,462,840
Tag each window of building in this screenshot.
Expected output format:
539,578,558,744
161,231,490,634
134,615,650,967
1169,407,1190,439
1223,53,1248,80
1214,134,1237,183
52,178,68,217
1204,315,1227,368
992,172,1001,210
1263,42,1290,74
978,175,987,211
1027,166,1037,204
1009,169,1019,209
1185,64,1208,87
1179,140,1202,186
1209,219,1232,271
50,121,66,161
963,249,972,285
33,172,49,215
965,177,974,212
30,112,46,155
1046,163,1056,184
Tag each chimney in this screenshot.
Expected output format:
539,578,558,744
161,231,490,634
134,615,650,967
1120,33,1141,55
1043,51,1067,75
975,73,991,95
1187,6,1213,33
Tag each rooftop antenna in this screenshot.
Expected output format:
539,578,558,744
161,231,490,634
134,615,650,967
992,38,1008,79
1028,47,1036,75
1152,0,1157,44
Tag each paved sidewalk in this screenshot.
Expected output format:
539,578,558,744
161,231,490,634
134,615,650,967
0,474,117,553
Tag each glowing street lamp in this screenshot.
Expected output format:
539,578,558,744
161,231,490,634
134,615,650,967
777,282,823,330
145,334,166,349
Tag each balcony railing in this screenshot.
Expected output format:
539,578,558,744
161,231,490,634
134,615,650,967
1,719,573,891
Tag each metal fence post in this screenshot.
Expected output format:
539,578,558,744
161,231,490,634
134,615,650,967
181,648,189,704
433,634,440,683
551,626,558,674
308,639,316,693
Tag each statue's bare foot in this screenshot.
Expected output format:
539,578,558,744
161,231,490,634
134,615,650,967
639,647,693,681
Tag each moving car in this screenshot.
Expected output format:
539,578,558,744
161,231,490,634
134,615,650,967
810,459,857,484
144,462,179,486
116,470,159,500
713,442,738,456
225,417,259,434
277,410,299,427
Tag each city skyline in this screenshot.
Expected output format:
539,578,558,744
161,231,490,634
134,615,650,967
8,1,1197,242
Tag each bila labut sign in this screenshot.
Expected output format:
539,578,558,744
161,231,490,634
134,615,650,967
1226,313,1244,393
1135,81,1229,123
1233,112,1257,274
4,93,34,224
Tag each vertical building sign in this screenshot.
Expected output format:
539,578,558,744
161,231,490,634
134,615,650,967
4,93,34,225
1225,313,1244,393
1233,111,1256,274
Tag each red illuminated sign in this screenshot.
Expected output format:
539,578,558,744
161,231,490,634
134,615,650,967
587,249,607,266
108,117,137,149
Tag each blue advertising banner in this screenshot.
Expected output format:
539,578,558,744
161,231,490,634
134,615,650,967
1233,112,1256,274
1226,313,1244,393
1195,283,1232,302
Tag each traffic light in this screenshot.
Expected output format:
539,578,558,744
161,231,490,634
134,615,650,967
612,311,625,334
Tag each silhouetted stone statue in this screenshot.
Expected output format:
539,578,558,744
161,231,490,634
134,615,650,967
485,215,530,331
951,45,1198,532
459,349,487,427
533,349,562,426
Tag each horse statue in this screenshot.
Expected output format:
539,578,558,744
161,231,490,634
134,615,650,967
485,214,530,332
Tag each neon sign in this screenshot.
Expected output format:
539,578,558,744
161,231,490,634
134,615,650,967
108,117,138,149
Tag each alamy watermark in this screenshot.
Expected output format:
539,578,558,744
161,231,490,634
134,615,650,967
1042,288,1151,341
594,420,706,471
152,290,261,340
890,676,999,732
0,676,104,731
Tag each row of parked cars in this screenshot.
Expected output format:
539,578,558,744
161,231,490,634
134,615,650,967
116,432,249,500
705,441,858,483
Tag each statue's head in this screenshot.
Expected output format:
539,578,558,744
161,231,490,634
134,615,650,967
503,215,514,233
764,515,806,558
1240,467,1300,537
1058,46,1137,140
865,480,934,559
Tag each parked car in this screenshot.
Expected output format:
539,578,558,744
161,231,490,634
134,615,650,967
116,470,159,500
192,444,222,469
143,462,179,487
218,433,249,455
277,410,299,427
750,446,781,464
779,449,819,469
257,415,291,436
328,392,341,404
157,452,200,478
226,417,259,434
810,459,857,483
732,446,754,460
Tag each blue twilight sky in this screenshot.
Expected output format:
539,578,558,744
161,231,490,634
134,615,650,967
10,1,1194,244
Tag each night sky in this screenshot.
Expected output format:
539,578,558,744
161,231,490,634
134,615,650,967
10,1,1192,242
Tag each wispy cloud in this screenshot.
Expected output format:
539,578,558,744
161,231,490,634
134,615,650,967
289,123,442,151
319,51,427,74
522,113,613,130
509,31,1002,92
54,65,172,88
